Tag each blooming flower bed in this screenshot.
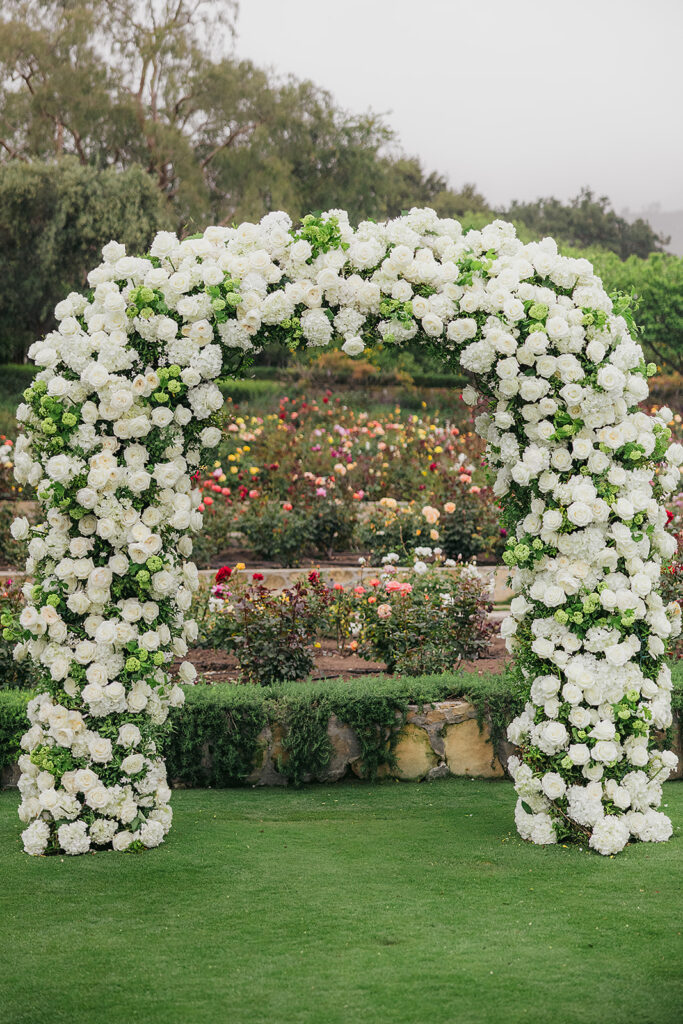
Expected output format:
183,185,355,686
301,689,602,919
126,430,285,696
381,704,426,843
191,395,506,566
7,206,682,857
201,552,494,682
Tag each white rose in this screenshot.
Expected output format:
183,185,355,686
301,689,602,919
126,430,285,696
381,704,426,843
568,743,591,765
151,407,174,428
121,753,145,775
200,426,222,447
88,736,113,763
593,740,619,763
117,723,141,747
178,661,197,684
342,336,365,357
542,509,563,531
85,786,110,810
542,721,568,750
10,516,30,540
567,501,593,527
112,830,135,851
542,586,566,608
541,773,566,800
421,313,443,337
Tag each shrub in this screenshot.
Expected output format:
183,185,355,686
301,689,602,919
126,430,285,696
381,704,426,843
238,500,315,566
660,560,683,659
350,553,494,673
190,501,240,568
237,497,355,564
2,670,681,787
0,502,35,568
0,579,40,690
441,491,507,563
355,501,425,562
205,570,333,685
161,672,526,786
309,498,357,556
0,688,31,769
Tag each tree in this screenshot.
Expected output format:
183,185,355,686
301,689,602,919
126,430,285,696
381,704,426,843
582,249,683,375
0,1,455,228
506,188,668,259
0,157,171,359
430,183,489,220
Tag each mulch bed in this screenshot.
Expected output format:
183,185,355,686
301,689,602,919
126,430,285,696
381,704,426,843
171,635,509,685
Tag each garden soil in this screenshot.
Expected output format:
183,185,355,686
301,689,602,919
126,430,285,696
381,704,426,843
171,636,509,685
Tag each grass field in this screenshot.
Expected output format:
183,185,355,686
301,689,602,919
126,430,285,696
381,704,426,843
1,780,682,1024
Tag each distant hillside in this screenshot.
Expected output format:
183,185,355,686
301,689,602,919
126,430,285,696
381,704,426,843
621,205,683,255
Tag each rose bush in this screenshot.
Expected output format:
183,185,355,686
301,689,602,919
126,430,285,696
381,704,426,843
11,206,680,855
348,550,494,674
205,568,333,685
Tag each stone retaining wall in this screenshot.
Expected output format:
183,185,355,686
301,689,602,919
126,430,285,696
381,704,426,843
237,699,509,787
2,700,680,789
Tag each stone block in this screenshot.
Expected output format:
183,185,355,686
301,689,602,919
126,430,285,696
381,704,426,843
443,718,504,778
393,723,438,780
318,714,362,782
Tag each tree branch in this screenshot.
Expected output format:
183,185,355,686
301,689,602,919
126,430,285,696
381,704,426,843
200,123,258,169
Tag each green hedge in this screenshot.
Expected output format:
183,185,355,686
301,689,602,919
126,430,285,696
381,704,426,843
2,668,681,786
0,672,527,785
0,688,32,770
0,363,36,395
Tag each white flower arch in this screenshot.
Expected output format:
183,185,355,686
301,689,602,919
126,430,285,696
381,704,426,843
11,208,680,857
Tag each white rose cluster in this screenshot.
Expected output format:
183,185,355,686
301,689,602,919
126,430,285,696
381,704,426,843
13,208,679,856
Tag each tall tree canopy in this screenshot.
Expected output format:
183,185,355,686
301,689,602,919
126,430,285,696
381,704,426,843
0,158,171,359
0,0,460,226
0,2,671,363
505,188,668,260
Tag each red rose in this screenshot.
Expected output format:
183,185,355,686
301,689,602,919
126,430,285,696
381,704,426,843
215,566,232,583
252,572,264,582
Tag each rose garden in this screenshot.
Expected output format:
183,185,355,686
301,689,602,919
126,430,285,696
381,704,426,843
1,208,681,1022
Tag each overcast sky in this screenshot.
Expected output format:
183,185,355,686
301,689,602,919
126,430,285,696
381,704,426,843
234,0,683,212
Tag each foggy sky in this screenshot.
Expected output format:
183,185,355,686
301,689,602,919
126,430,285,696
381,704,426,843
234,0,683,211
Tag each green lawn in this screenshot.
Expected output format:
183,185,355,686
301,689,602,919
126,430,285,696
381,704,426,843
1,781,681,1024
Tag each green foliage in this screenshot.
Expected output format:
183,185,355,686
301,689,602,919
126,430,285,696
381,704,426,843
2,669,681,786
578,249,683,375
351,563,494,674
355,504,424,563
237,498,356,565
308,499,357,557
441,501,507,563
238,501,315,566
0,159,171,360
0,579,40,690
162,683,268,788
660,561,683,660
206,576,333,686
0,2,479,232
506,187,667,259
0,504,30,568
0,687,30,768
189,501,238,569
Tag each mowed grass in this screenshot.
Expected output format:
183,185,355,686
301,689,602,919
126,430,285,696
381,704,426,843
1,781,682,1024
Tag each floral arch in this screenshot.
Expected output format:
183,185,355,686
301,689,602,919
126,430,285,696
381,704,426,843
10,208,681,858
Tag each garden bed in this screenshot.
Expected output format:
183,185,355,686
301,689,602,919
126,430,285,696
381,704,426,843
170,635,509,684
